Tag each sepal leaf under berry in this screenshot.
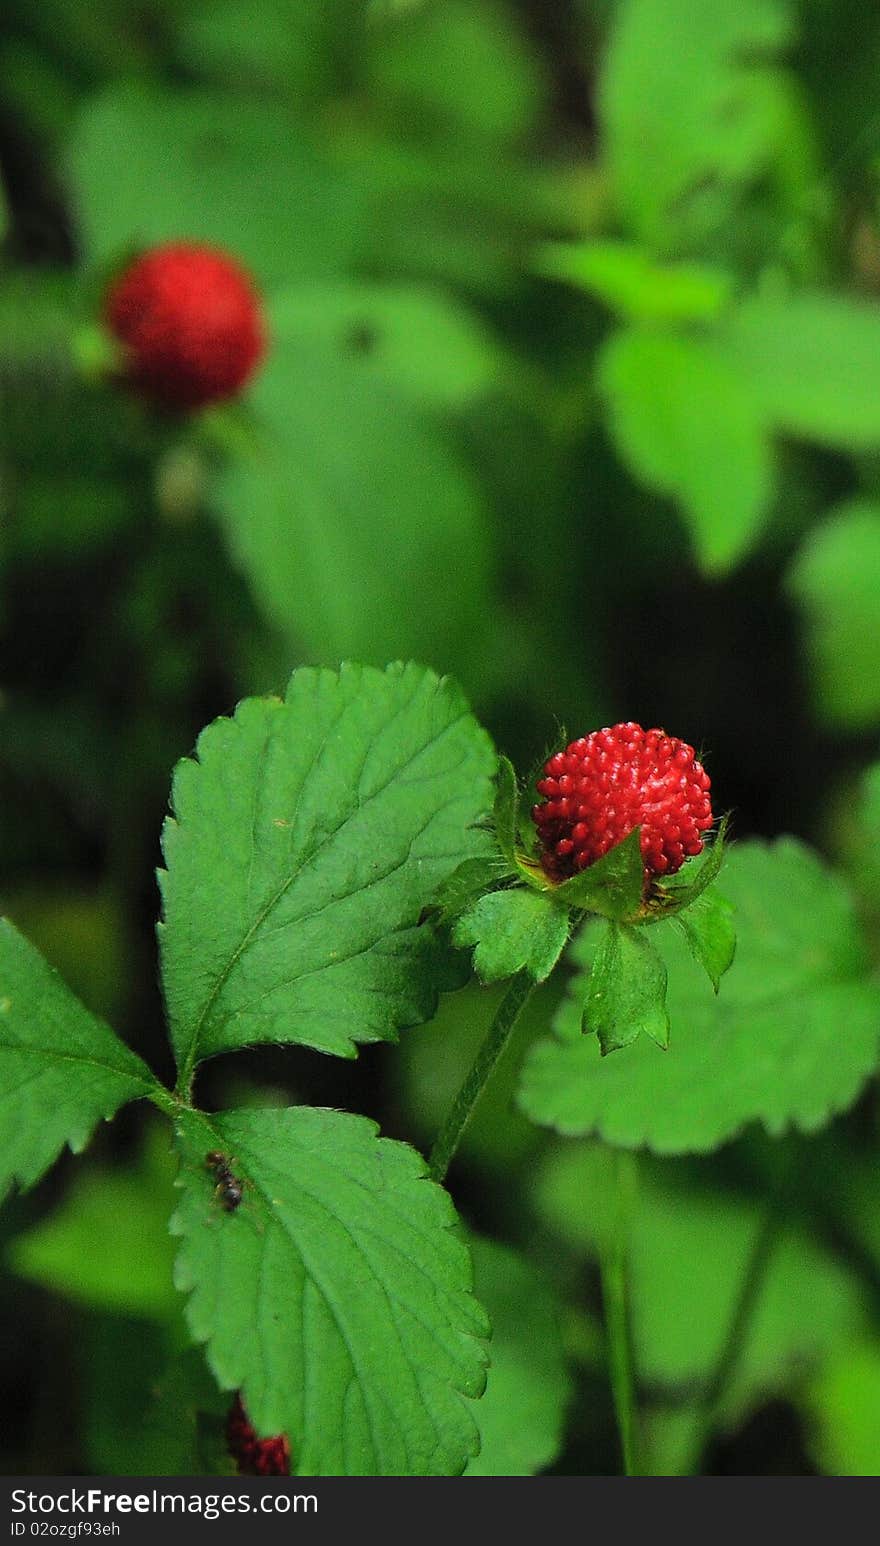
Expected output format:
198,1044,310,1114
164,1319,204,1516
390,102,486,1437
584,920,670,1053
492,755,521,865
550,825,646,921
170,1105,489,1476
0,920,157,1201
452,888,570,984
673,886,736,992
645,815,730,917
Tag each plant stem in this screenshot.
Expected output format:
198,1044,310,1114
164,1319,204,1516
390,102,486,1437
600,1150,641,1475
699,1188,784,1427
428,970,535,1184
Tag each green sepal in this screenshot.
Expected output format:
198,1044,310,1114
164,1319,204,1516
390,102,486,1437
493,755,520,865
452,888,570,984
434,853,516,928
548,826,645,921
583,920,670,1054
673,886,736,993
646,815,730,917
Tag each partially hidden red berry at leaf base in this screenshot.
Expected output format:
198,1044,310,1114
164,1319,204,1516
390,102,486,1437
104,242,266,410
226,1394,291,1476
531,722,713,883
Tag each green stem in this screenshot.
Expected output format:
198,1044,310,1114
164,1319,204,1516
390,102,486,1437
428,970,535,1184
699,1189,784,1427
600,1150,641,1476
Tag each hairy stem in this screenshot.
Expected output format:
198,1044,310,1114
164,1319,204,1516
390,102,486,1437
600,1150,641,1475
428,970,535,1184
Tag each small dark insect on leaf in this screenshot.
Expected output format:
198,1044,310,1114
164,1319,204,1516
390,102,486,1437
205,1150,244,1212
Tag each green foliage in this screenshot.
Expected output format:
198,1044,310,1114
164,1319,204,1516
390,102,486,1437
787,500,880,728
7,1127,178,1317
159,662,495,1071
673,888,737,993
213,339,492,670
171,1105,489,1476
68,86,358,287
519,840,880,1152
806,1342,880,1476
535,241,733,325
723,293,880,450
552,826,645,920
452,888,570,984
583,920,670,1053
599,328,774,573
599,0,795,253
464,1236,571,1476
0,921,155,1198
535,1144,867,1432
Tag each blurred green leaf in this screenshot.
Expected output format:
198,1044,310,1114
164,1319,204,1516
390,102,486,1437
179,0,363,106
68,85,361,287
8,1127,178,1316
723,292,880,450
269,283,503,409
599,0,794,252
159,663,495,1070
452,888,569,984
535,1144,867,1425
465,1236,571,1476
787,500,880,729
171,1105,488,1476
584,920,670,1053
536,241,733,323
519,840,880,1153
599,327,775,573
213,342,492,670
806,1342,880,1476
368,0,542,144
0,921,155,1198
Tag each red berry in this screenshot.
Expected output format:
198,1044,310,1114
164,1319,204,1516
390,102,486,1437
226,1394,291,1476
531,722,713,883
104,242,266,410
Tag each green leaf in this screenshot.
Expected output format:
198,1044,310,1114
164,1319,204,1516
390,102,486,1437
0,921,155,1199
534,1144,867,1427
452,889,569,984
674,887,736,992
519,840,880,1153
269,282,502,409
535,241,733,324
806,1342,880,1477
723,292,880,450
599,0,794,251
213,341,492,670
434,855,514,929
786,500,880,729
464,1237,571,1476
598,328,774,574
493,755,520,865
171,1106,489,1476
159,663,496,1071
7,1126,178,1318
552,825,645,921
68,85,359,287
584,920,670,1053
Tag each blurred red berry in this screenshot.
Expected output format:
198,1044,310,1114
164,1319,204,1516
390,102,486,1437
104,241,266,410
531,722,713,883
226,1394,290,1476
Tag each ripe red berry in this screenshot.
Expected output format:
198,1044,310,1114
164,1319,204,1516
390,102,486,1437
104,241,266,410
531,722,713,883
226,1394,291,1476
